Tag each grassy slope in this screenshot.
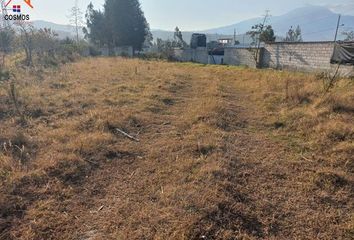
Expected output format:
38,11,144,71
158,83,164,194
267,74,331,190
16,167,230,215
0,58,353,239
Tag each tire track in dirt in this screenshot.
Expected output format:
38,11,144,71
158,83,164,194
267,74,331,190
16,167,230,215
4,69,207,239
70,71,219,239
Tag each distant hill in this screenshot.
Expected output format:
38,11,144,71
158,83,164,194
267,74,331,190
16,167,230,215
203,6,354,41
30,6,354,42
31,20,83,39
29,21,251,44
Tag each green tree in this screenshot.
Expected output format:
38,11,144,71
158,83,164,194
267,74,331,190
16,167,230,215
247,24,275,45
155,38,176,60
84,0,150,52
83,2,107,47
143,30,153,49
173,26,187,48
285,25,303,42
246,11,274,68
260,25,276,43
103,0,150,51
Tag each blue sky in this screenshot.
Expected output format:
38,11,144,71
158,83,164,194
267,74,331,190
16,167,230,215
27,0,354,30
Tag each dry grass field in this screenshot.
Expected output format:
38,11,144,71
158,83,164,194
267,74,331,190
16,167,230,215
0,58,353,239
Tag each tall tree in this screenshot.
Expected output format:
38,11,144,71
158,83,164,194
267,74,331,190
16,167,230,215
295,26,303,42
173,27,187,48
246,11,272,46
16,22,35,66
83,2,107,47
246,11,274,68
247,24,275,57
103,0,150,51
69,0,84,42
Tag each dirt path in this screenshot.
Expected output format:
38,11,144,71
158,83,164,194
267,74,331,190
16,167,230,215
1,60,352,239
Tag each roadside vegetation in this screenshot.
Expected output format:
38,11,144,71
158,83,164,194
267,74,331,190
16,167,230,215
0,25,88,71
0,58,352,239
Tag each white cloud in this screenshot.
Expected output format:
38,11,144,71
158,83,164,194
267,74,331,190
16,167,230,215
326,3,354,15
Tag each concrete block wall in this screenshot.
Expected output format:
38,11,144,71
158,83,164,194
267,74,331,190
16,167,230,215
193,48,209,64
261,42,354,76
209,55,224,64
224,48,257,68
174,49,191,62
173,43,354,76
174,48,208,64
262,42,334,71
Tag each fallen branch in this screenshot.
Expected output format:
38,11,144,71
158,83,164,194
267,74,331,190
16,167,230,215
116,128,140,142
83,158,99,166
300,153,312,162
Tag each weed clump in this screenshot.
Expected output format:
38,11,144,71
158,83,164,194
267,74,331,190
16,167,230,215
313,171,348,192
1,132,35,168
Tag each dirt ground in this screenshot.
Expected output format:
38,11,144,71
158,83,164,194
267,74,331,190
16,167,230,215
0,58,353,239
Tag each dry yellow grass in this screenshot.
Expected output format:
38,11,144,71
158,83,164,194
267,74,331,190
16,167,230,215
0,58,353,239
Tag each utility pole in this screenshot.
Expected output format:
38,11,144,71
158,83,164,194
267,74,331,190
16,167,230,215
334,14,341,42
255,10,270,67
233,28,236,45
257,10,270,47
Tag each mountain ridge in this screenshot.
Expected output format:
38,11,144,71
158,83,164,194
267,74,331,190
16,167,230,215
202,6,354,41
30,5,354,42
